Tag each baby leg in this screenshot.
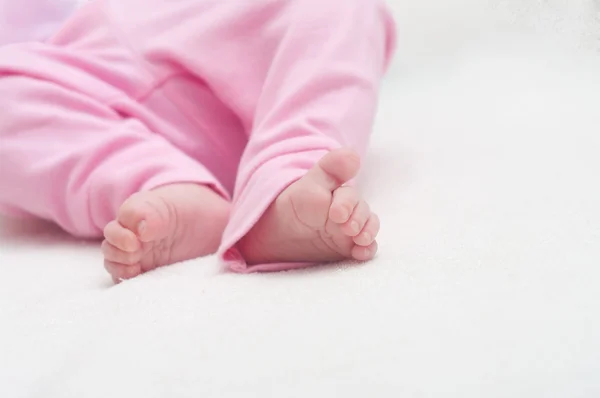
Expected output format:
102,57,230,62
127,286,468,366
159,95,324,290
0,73,230,282
159,0,395,270
232,0,396,270
103,0,396,271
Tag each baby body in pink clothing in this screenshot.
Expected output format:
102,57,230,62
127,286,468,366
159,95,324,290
0,0,396,282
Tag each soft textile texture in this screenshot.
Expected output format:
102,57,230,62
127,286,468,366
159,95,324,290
1,0,600,397
0,0,81,44
0,0,395,272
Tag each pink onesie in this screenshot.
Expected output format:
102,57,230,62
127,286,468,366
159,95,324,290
0,0,396,272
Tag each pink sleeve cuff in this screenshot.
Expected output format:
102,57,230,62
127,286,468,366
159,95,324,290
218,149,330,273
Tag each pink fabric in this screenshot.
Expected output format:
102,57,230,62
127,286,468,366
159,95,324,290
0,0,396,272
0,0,80,44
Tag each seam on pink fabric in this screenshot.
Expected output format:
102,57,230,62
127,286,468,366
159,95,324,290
134,71,191,103
96,0,165,100
96,3,198,104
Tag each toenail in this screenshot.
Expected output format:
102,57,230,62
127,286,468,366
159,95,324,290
351,221,360,234
137,220,146,235
361,232,371,243
340,208,350,221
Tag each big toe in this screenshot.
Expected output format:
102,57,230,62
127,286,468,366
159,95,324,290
117,192,169,243
103,220,140,252
304,148,361,192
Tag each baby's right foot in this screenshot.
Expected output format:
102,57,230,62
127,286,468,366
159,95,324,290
101,183,230,283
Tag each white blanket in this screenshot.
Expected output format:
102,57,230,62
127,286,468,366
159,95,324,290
1,1,600,397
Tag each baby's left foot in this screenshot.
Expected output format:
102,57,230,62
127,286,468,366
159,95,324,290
237,149,380,265
101,183,230,283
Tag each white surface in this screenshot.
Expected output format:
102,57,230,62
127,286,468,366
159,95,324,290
1,1,600,397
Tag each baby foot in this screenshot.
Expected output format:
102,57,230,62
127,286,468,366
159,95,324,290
101,183,230,283
237,149,380,265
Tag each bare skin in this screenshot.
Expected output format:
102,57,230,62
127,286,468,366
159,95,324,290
102,183,230,283
237,149,380,265
102,149,379,282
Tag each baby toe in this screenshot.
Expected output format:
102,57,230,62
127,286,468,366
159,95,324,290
101,240,143,265
117,192,170,243
343,200,370,237
329,186,358,224
103,220,140,252
351,241,378,262
117,193,155,240
353,213,380,246
104,260,142,283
